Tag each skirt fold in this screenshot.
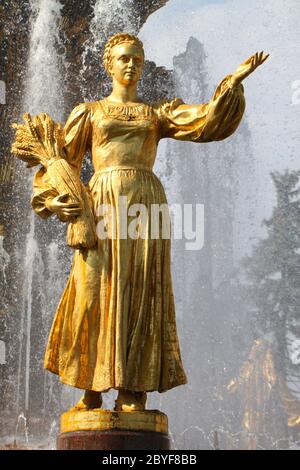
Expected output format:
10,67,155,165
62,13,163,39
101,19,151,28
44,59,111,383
44,168,187,392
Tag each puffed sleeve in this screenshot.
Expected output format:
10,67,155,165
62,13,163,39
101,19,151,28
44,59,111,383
63,102,92,174
155,75,245,142
31,167,59,219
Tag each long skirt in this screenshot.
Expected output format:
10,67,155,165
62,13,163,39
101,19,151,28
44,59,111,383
44,167,187,392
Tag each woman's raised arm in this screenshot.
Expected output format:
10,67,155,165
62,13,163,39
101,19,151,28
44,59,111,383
156,51,268,143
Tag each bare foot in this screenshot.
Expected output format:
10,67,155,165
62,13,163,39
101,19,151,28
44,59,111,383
114,390,147,412
75,390,102,410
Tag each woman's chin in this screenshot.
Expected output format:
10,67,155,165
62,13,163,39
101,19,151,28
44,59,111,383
120,78,139,86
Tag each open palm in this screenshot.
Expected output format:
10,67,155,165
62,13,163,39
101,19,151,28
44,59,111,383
232,51,269,86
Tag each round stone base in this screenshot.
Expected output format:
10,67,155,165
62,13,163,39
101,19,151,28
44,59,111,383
57,408,170,450
57,429,170,450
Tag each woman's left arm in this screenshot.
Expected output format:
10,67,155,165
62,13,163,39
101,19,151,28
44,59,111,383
157,51,268,143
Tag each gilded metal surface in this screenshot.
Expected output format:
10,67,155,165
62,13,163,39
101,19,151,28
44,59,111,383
228,338,277,449
0,224,6,237
0,157,15,184
60,408,168,434
12,33,268,401
228,338,300,449
279,382,300,428
11,114,96,248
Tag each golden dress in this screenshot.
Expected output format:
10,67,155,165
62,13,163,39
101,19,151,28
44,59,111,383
32,75,245,393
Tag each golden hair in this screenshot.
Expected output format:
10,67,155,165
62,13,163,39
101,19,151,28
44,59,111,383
103,33,144,75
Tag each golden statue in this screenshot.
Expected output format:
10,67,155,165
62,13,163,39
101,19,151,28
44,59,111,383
12,33,268,439
228,338,300,450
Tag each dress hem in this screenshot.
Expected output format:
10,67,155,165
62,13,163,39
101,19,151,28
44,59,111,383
44,364,188,394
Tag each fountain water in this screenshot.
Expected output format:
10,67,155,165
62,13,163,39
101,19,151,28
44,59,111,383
14,413,29,449
9,0,68,448
0,234,10,284
0,341,5,365
24,0,65,119
89,0,136,44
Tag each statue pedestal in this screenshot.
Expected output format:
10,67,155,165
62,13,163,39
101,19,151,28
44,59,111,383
56,408,170,450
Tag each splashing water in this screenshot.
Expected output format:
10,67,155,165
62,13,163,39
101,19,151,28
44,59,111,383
14,0,65,443
87,0,136,52
0,235,10,284
14,413,29,448
15,213,47,417
24,0,65,120
47,419,58,450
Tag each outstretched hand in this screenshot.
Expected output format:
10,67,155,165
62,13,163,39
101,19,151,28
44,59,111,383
231,51,269,86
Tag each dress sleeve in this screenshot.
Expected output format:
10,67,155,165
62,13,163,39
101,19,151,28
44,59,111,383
155,75,245,142
31,102,92,218
31,167,59,219
63,102,92,174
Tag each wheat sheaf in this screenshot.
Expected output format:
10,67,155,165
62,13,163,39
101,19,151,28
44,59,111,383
12,113,97,249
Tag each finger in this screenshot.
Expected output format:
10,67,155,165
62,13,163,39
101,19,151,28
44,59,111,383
244,56,253,64
261,53,270,64
61,208,82,215
60,209,81,217
255,52,263,67
259,50,264,59
58,202,81,208
248,52,257,61
255,52,269,67
245,55,255,65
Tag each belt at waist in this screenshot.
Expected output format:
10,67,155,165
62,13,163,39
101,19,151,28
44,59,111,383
94,165,153,174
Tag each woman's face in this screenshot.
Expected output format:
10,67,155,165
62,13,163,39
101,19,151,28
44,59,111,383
109,43,144,86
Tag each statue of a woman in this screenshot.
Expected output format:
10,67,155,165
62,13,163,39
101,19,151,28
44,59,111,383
25,34,268,412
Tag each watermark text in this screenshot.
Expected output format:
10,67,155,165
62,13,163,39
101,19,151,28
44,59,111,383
95,197,204,251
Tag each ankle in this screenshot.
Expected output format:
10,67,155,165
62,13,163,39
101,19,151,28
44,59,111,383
83,390,102,407
114,389,147,411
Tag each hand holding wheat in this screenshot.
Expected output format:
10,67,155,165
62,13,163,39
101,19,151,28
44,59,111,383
12,113,97,249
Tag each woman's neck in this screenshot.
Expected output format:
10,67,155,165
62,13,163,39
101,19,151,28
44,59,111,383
107,82,141,104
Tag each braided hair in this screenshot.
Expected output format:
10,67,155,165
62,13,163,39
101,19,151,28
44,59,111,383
103,33,144,75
